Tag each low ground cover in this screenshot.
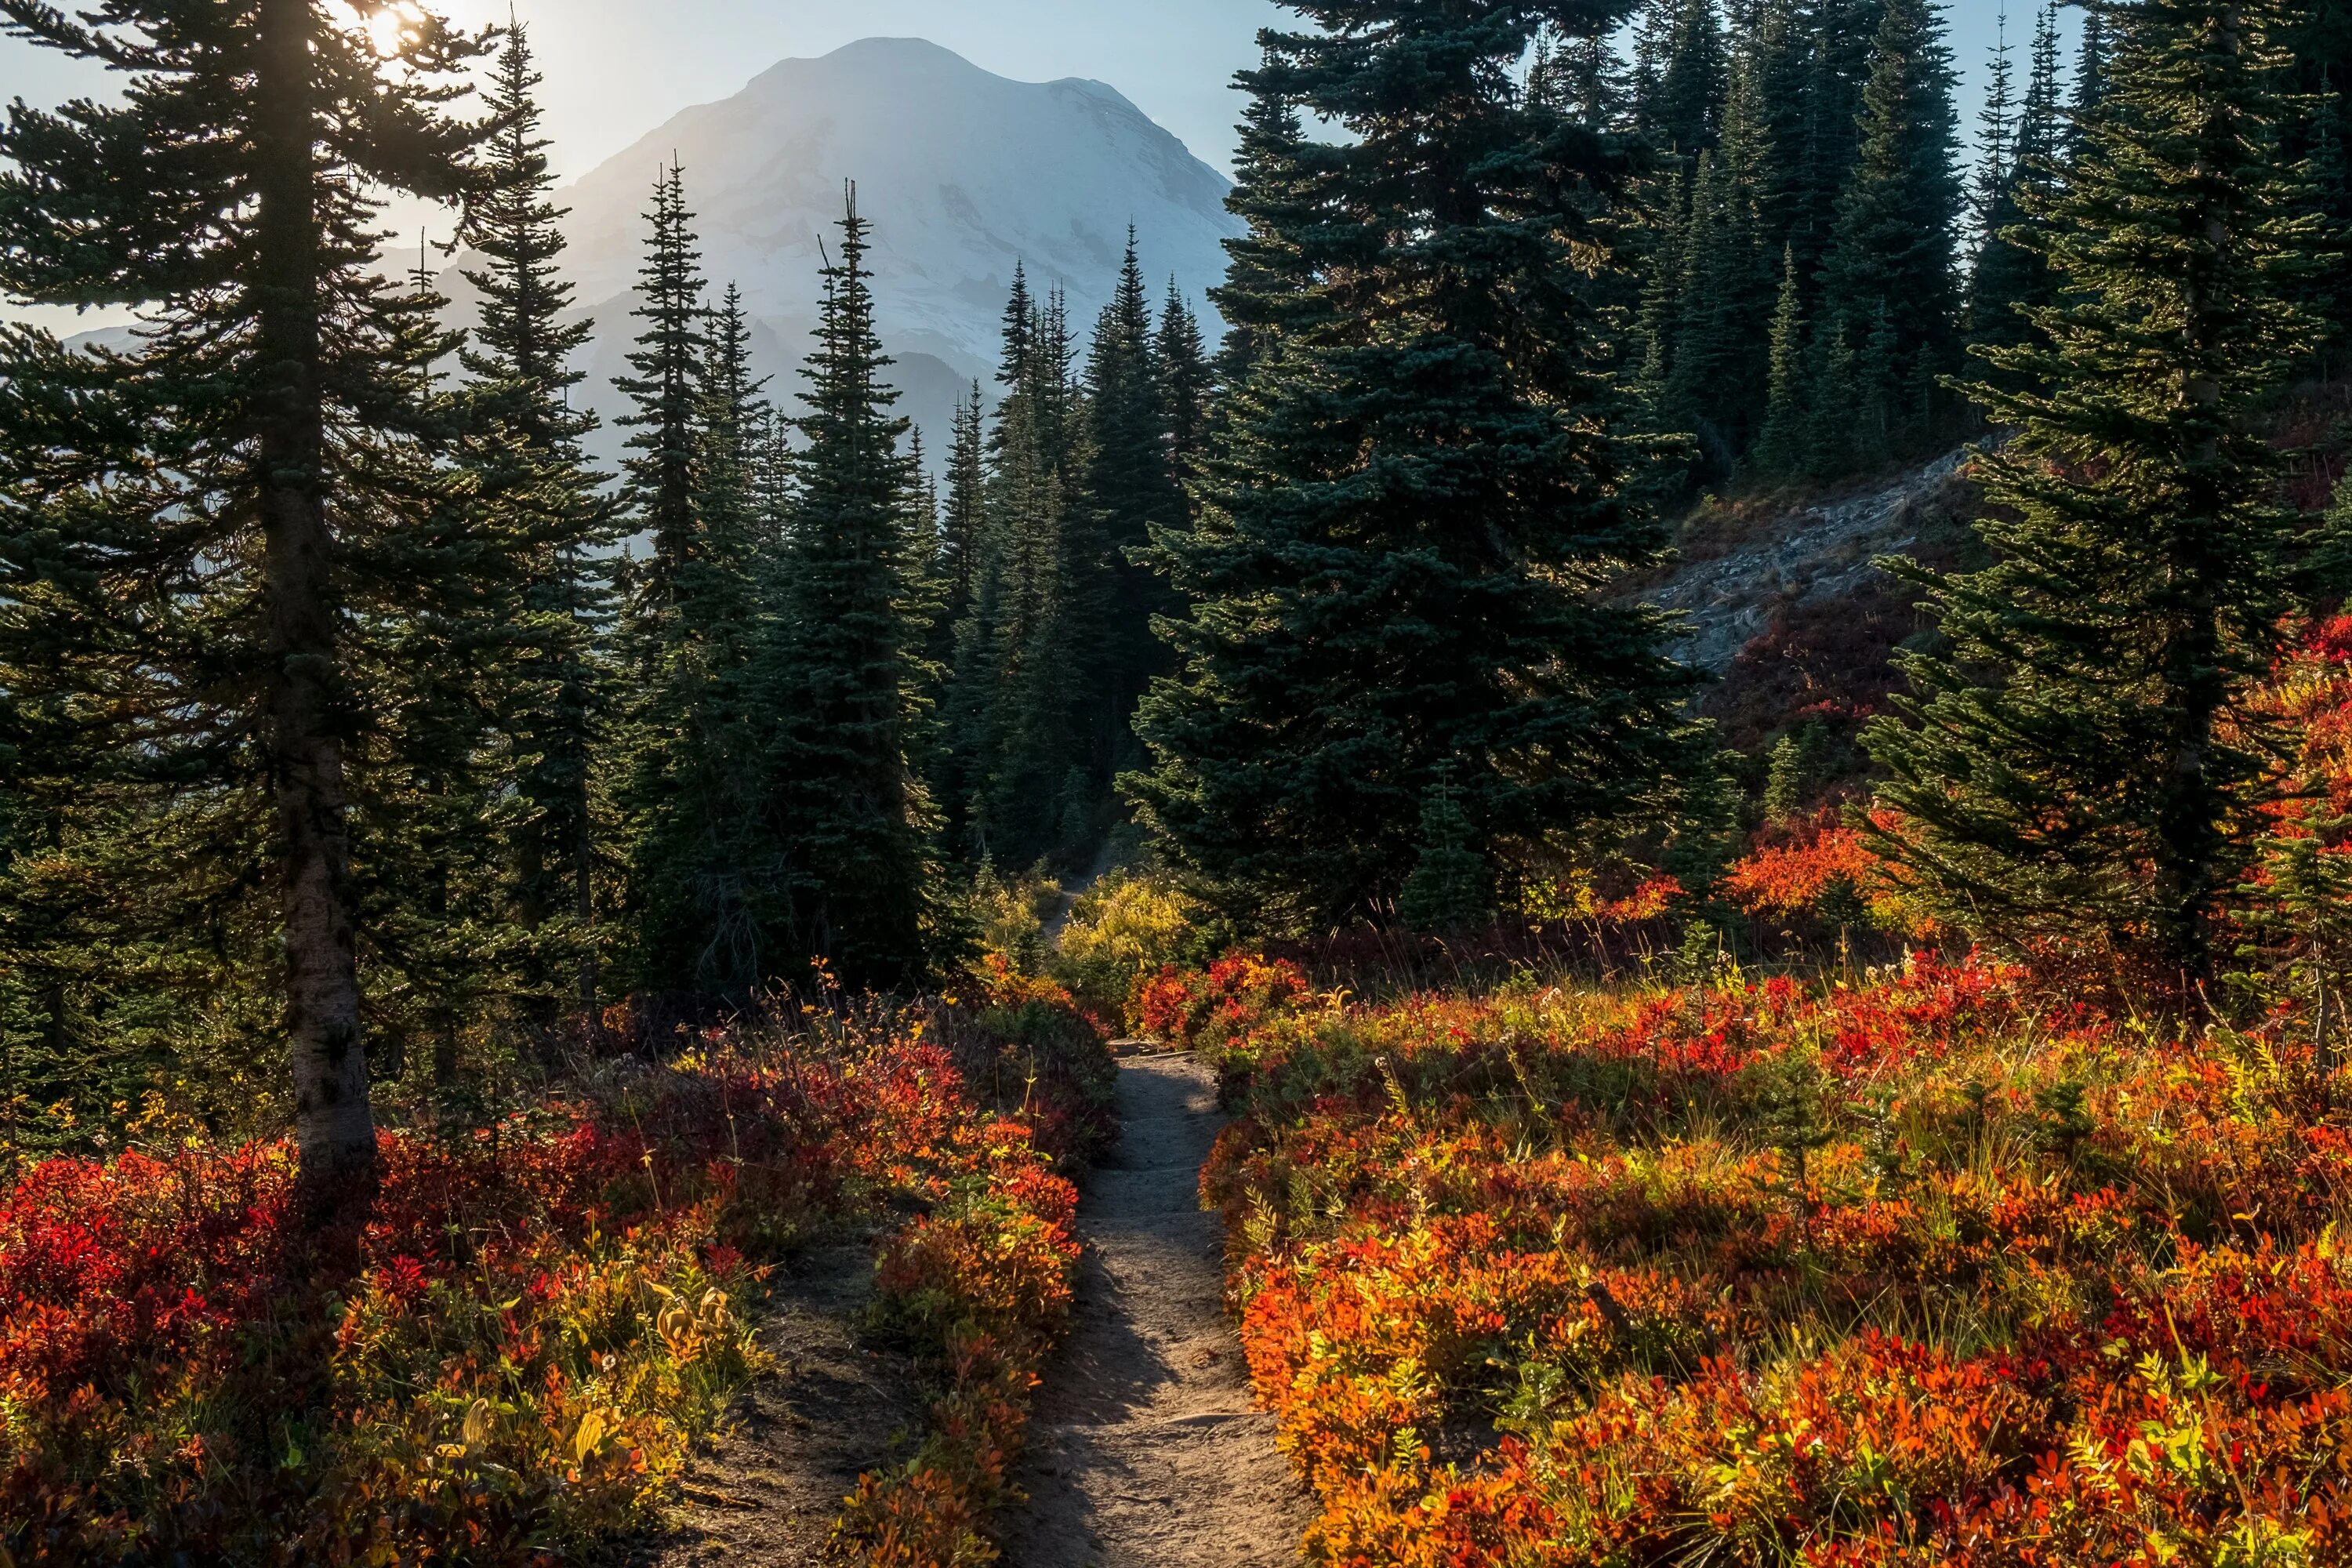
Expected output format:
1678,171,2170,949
0,983,1109,1566
1201,952,2352,1566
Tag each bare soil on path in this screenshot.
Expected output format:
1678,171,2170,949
999,1053,1311,1568
632,1240,923,1568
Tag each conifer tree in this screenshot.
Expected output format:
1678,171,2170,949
978,290,1102,862
608,170,771,992
1754,245,1811,473
1794,0,1888,284
1972,9,2018,254
1867,0,2324,984
1156,284,1211,489
615,165,707,608
1966,4,2064,372
1656,0,1733,155
762,189,938,987
938,383,988,641
1086,238,1181,765
1134,0,1699,930
455,22,615,1038
1213,57,1324,385
1397,770,1491,932
1815,0,1962,461
0,0,485,1211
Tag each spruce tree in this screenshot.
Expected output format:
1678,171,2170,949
1754,244,1810,474
1156,284,1212,490
1212,58,1324,386
1814,0,1962,462
1867,0,2324,983
1966,4,2064,373
455,22,615,1040
1133,1,1699,930
1086,237,1181,768
0,0,485,1211
762,188,938,987
615,164,707,607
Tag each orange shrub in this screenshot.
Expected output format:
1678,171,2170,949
1198,954,2352,1566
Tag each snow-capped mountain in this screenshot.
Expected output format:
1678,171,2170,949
523,37,1243,459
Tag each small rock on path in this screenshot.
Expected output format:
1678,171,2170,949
1000,1053,1311,1567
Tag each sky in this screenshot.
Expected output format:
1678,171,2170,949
0,0,2034,332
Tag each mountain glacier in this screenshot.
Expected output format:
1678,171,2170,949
524,37,1244,456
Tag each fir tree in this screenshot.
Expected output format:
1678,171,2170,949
1966,3,2065,372
1156,283,1212,489
0,0,486,1212
762,187,938,987
1397,770,1491,932
1867,0,2325,984
1754,245,1811,474
1972,9,2018,254
939,383,988,640
455,22,615,1040
613,164,706,607
1656,0,1732,156
1133,1,1700,929
1793,0,1889,288
1086,237,1181,768
1815,0,1963,461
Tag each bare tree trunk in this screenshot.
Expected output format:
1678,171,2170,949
258,0,376,1219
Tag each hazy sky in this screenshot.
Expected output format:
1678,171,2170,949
0,1,2029,330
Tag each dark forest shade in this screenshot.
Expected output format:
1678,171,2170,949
0,0,487,1214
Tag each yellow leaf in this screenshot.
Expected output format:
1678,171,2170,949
572,1408,608,1464
461,1396,492,1449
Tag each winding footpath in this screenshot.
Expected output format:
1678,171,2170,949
1000,1053,1312,1566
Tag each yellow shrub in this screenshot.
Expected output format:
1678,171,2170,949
1053,871,1197,1029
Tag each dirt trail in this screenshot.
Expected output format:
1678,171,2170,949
1000,1053,1311,1567
637,1242,921,1568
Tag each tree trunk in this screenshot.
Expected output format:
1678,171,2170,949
257,0,376,1218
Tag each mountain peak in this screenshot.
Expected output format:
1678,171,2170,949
524,36,1240,467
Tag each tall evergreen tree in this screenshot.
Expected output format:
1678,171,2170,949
1086,237,1182,770
608,169,771,992
1133,0,1699,930
1213,55,1324,386
1754,244,1811,474
1655,0,1733,155
614,164,706,608
455,22,615,1040
0,0,485,1212
1966,3,2065,370
1867,0,2325,984
762,188,938,987
1793,0,1889,288
939,383,988,641
1813,0,1962,461
1156,284,1212,490
1972,9,2018,253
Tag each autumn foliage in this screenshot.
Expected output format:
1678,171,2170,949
0,999,1098,1566
1197,951,2352,1566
